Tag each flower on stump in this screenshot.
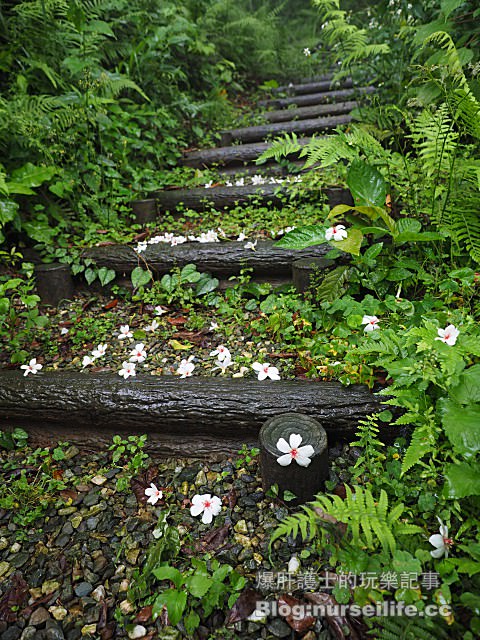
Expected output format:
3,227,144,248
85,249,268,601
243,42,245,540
276,433,314,467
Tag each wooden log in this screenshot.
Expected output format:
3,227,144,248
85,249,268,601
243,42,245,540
131,199,158,225
82,239,336,278
181,137,312,169
271,78,353,95
217,160,305,177
151,184,352,213
0,372,380,448
260,413,328,505
34,263,74,306
259,86,375,109
262,100,358,124
220,114,352,146
292,257,335,294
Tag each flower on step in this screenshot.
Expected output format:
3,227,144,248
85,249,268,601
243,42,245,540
20,358,43,377
145,319,160,332
134,241,147,254
361,315,380,332
204,180,213,189
190,493,222,524
118,325,133,340
276,433,314,467
252,362,280,381
82,355,96,368
212,354,233,375
235,178,245,187
209,345,231,362
429,517,453,558
145,483,163,506
435,324,459,346
177,356,195,378
119,361,136,379
129,343,147,363
251,175,266,186
92,343,108,358
303,47,312,57
237,232,247,242
244,240,257,251
325,225,348,241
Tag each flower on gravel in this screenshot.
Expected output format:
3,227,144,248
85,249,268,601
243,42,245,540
361,315,380,332
276,433,314,467
92,343,108,358
190,494,222,524
252,362,281,381
118,325,133,340
435,324,459,346
82,355,95,368
129,343,147,363
119,361,136,379
60,327,69,335
429,517,453,558
325,225,348,241
209,345,231,362
303,47,311,56
20,358,42,376
145,483,163,506
244,240,257,251
208,321,219,332
155,306,167,316
145,319,160,332
212,355,233,375
177,357,195,378
288,554,301,574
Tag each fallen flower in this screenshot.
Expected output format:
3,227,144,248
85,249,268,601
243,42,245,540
119,361,136,379
429,517,453,558
252,362,280,381
177,357,195,378
208,321,219,332
92,343,108,358
118,325,133,340
20,358,43,376
190,493,222,524
435,324,459,346
209,345,231,362
303,47,311,56
325,225,348,241
145,483,163,506
361,315,380,332
237,232,247,242
145,319,160,332
82,355,96,368
276,433,314,467
288,554,301,574
60,327,69,335
129,343,147,363
232,366,249,378
244,240,257,251
155,306,167,316
212,355,233,375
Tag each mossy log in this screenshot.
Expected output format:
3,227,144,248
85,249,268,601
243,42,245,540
82,239,335,278
262,100,358,123
0,372,379,457
220,114,352,146
259,86,375,110
271,78,353,96
151,184,351,213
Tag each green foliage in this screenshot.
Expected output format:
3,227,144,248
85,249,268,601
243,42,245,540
134,264,219,307
366,614,450,639
108,434,149,491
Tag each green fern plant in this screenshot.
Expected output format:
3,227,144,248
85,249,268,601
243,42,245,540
349,414,386,482
366,614,449,639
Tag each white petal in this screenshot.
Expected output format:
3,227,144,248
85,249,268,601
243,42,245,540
289,433,303,449
210,497,222,515
190,503,204,517
276,438,291,453
295,451,313,467
430,546,446,558
257,371,268,381
251,362,263,372
298,444,315,458
202,509,214,524
429,533,444,548
277,454,293,466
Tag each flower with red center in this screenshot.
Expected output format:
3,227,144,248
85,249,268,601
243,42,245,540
144,483,163,506
429,517,453,558
325,225,348,242
190,493,222,524
252,362,280,381
435,324,459,346
20,358,43,377
276,433,314,467
129,343,147,363
209,345,231,362
361,315,380,332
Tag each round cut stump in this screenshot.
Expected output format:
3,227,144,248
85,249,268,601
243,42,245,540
259,413,328,505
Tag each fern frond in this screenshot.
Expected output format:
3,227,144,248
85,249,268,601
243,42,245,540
256,133,302,164
366,614,449,639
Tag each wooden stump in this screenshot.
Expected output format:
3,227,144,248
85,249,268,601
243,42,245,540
131,199,158,225
292,257,334,294
34,263,74,306
260,413,328,504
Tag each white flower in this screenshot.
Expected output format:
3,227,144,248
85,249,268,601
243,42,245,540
232,366,249,378
212,355,233,375
244,240,257,251
82,355,96,368
129,343,147,363
251,175,265,185
145,483,163,506
190,494,222,524
288,555,301,574
20,358,43,377
118,325,133,340
303,47,311,57
204,180,213,189
119,361,136,379
429,517,452,558
155,306,167,316
177,358,195,378
208,321,219,332
361,315,380,332
60,327,69,335
325,225,348,241
284,226,296,234
92,343,108,358
435,324,459,346
237,232,247,242
145,319,160,332
209,345,231,362
225,180,233,187
235,178,245,187
135,241,148,253
276,433,314,467
252,362,280,381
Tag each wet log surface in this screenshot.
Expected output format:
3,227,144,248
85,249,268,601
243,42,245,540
262,100,358,123
82,239,336,278
271,78,353,95
0,372,380,457
259,86,375,109
220,114,352,145
151,184,352,213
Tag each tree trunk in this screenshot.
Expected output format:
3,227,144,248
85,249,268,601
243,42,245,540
263,100,357,123
259,86,375,110
271,78,353,96
0,372,380,456
34,263,74,306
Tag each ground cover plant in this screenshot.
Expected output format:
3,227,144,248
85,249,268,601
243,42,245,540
1,0,480,638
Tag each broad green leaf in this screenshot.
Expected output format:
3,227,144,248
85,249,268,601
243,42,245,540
275,225,326,249
168,339,192,351
0,200,19,226
152,566,183,589
346,159,386,208
86,20,115,37
185,574,213,598
331,227,363,256
184,609,200,635
328,204,355,219
394,231,445,244
444,462,480,498
98,267,116,286
195,276,218,296
131,266,151,289
363,243,384,261
4,182,35,195
84,268,96,285
441,0,466,18
153,589,186,626
449,364,480,405
22,221,57,244
395,218,421,234
440,399,480,458
11,163,56,188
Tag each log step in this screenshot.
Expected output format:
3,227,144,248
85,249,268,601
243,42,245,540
150,183,351,213
181,137,312,168
259,85,375,109
83,238,337,279
217,159,306,177
220,113,352,146
0,371,380,457
262,100,358,123
271,78,353,95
